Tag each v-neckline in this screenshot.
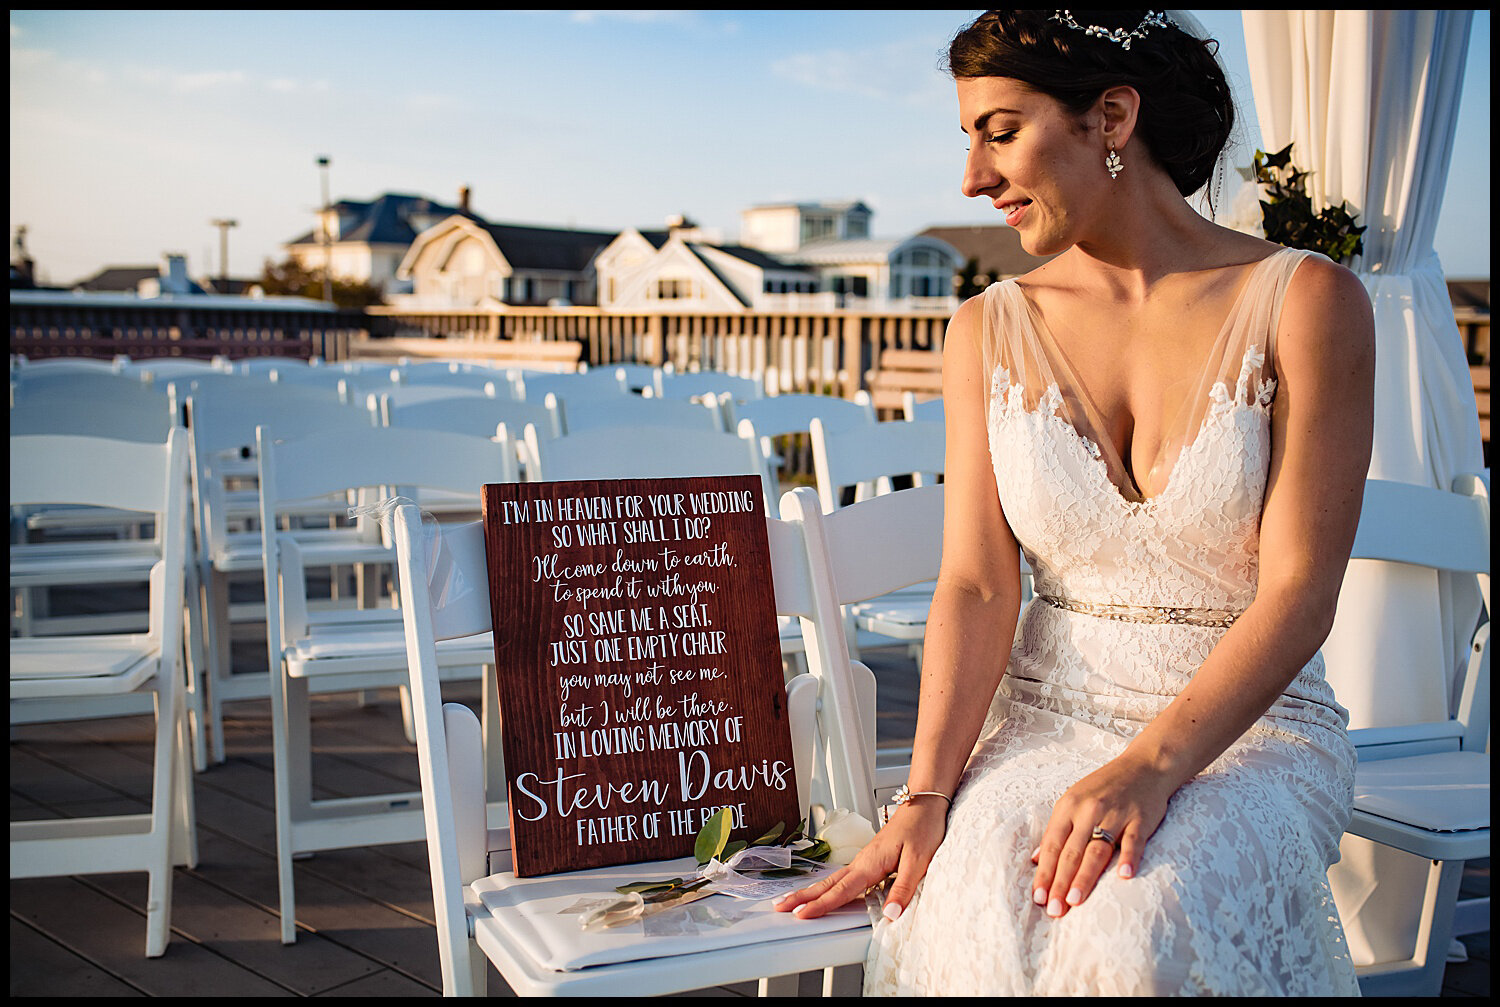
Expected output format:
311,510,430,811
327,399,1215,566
1006,248,1289,504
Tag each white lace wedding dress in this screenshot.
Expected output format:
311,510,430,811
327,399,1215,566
864,247,1361,996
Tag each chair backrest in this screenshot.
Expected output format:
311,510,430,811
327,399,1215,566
655,370,764,403
10,368,153,402
516,369,626,403
184,388,375,564
1349,474,1491,752
728,392,875,440
549,391,724,435
522,423,773,510
10,388,176,442
901,392,945,425
368,384,495,413
379,393,561,440
394,363,516,398
809,417,946,514
10,429,190,660
256,424,520,658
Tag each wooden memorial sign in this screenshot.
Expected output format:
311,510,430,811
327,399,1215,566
481,475,800,877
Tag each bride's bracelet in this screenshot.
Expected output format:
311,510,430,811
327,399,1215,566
892,785,952,809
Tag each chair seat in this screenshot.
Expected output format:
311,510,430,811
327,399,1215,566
10,541,160,587
1353,750,1489,833
286,625,493,675
11,636,160,697
471,855,870,976
849,581,935,640
211,529,391,571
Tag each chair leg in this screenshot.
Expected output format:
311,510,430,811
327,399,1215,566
203,566,232,764
399,684,418,745
758,974,800,996
823,963,863,996
144,686,180,958
181,564,209,771
1355,858,1467,997
269,665,311,944
172,688,199,869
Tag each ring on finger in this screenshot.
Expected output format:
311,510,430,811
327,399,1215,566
1089,825,1118,848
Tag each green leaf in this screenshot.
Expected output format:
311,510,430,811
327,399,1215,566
614,878,683,895
751,821,785,847
799,839,832,862
721,840,748,861
757,868,809,878
694,807,734,865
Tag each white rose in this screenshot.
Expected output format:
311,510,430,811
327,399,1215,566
813,808,878,866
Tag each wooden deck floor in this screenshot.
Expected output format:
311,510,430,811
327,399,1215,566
9,638,1488,997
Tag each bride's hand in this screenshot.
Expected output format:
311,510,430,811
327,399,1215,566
1030,755,1176,918
774,800,949,922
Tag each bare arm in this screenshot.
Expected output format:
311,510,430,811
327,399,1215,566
777,293,1025,920
1033,255,1376,917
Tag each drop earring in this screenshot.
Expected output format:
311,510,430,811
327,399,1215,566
1105,148,1124,181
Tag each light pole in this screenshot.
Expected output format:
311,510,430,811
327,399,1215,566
210,218,238,292
316,155,333,303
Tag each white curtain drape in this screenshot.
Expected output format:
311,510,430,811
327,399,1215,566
1242,9,1483,968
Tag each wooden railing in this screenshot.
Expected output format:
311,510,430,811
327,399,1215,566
9,292,366,362
361,306,950,400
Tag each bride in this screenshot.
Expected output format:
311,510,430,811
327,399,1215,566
776,10,1374,996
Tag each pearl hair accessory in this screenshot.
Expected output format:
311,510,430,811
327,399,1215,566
1051,10,1176,50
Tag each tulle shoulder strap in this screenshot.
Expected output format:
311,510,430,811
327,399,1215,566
1221,246,1322,379
979,278,1060,415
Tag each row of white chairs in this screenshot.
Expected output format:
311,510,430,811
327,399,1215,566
9,419,1489,994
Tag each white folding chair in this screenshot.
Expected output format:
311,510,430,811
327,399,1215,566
523,423,771,504
389,486,874,996
807,418,948,664
900,392,945,425
1341,473,1490,997
10,430,197,958
655,370,765,404
731,391,877,513
182,386,378,764
516,368,627,403
783,484,945,803
256,423,518,944
549,391,725,435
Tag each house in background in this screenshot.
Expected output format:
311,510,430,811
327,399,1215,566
392,214,617,308
598,203,965,313
283,190,473,297
743,201,964,311
72,253,210,297
595,215,823,313
917,224,1056,290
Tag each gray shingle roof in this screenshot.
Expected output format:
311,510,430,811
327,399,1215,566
481,222,618,273
73,266,160,292
286,192,471,247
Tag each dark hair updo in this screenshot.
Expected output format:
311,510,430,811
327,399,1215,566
945,10,1234,198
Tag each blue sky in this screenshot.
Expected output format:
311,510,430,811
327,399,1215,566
9,10,1490,285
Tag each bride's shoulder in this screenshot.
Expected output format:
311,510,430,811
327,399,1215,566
1276,250,1374,373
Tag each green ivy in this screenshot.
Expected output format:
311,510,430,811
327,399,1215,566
1251,143,1367,267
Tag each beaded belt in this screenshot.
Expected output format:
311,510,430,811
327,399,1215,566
1037,594,1242,628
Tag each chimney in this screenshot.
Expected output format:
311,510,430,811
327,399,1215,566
459,186,471,215
161,253,191,295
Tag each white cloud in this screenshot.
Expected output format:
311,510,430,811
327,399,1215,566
772,39,950,105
